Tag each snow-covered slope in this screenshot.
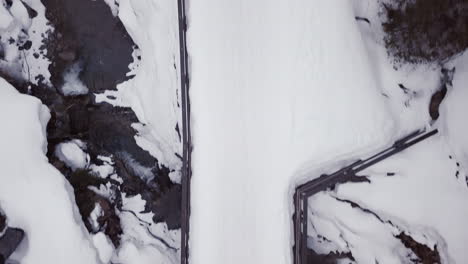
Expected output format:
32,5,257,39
442,53,468,172
187,0,396,263
0,78,100,264
302,1,468,263
309,133,468,263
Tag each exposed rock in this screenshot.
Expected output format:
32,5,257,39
397,232,441,264
69,169,122,247
0,211,24,263
429,86,447,121
429,67,455,121
151,184,181,229
306,248,355,264
0,211,5,234
0,228,24,262
21,1,38,19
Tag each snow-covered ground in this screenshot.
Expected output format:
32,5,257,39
0,79,101,264
188,0,468,264
304,1,468,263
442,53,468,172
188,0,396,263
310,134,468,263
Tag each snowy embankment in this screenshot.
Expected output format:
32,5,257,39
98,0,182,180
92,0,183,262
189,0,468,263
110,0,182,262
188,0,395,263
0,0,182,263
0,79,100,263
442,53,468,175
0,0,100,263
305,1,468,263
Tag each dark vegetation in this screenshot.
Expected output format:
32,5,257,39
379,0,465,122
380,0,468,66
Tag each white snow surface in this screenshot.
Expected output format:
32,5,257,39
309,192,418,264
328,135,468,263
441,52,468,171
189,0,468,263
10,0,31,30
0,2,14,29
301,1,468,263
0,78,101,264
92,232,115,263
188,0,396,263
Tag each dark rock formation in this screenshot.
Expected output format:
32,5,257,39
69,169,123,247
0,229,24,263
397,232,441,264
0,211,24,263
306,248,355,264
429,67,455,121
0,212,5,234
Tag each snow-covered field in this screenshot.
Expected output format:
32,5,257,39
188,0,468,263
188,0,393,263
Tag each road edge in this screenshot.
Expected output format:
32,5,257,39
177,0,191,263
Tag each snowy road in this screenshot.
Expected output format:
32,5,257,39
177,0,191,262
187,1,395,263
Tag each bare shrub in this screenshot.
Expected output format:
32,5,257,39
380,0,468,66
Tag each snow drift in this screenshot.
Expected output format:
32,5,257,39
0,78,100,264
188,0,395,263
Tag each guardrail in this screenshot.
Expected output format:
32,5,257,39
177,0,191,263
293,129,438,264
